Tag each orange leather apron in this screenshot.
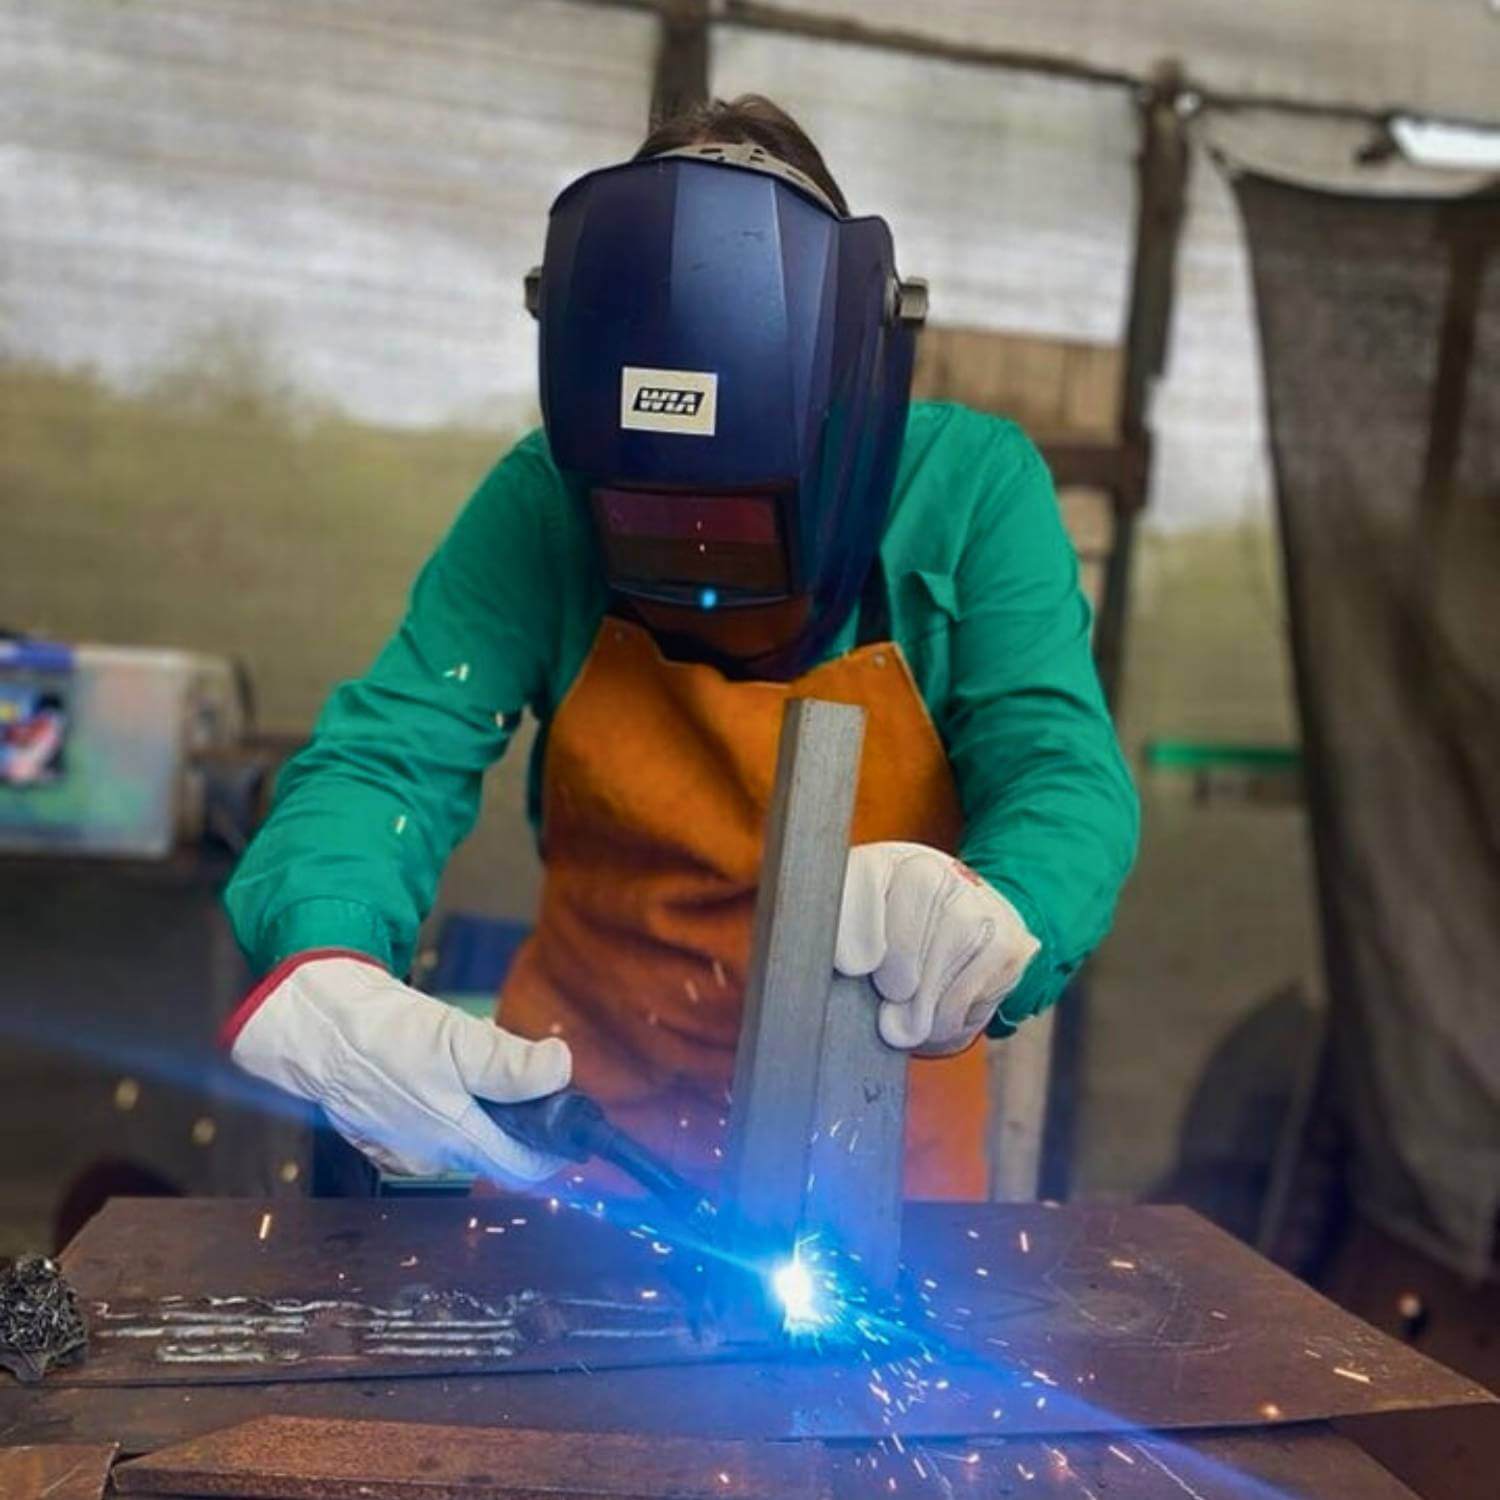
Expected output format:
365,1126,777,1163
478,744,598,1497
498,617,989,1199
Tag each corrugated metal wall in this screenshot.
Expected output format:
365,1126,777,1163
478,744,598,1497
3,0,655,426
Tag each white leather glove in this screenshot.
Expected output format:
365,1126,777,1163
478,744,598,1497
835,842,1041,1055
227,955,572,1182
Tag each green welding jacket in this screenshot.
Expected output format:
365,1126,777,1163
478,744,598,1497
224,401,1139,1030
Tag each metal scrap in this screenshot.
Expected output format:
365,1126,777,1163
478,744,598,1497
0,1255,87,1383
0,1442,117,1500
111,1414,827,1498
104,1417,1431,1500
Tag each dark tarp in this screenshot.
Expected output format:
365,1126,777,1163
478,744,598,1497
1231,169,1500,1279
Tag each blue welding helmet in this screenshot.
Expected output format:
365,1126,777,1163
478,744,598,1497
526,142,928,678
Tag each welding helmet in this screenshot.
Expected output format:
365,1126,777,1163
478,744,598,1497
526,141,928,678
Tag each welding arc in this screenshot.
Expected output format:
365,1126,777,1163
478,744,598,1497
479,1089,716,1231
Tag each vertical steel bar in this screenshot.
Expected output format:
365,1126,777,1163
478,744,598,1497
722,698,910,1292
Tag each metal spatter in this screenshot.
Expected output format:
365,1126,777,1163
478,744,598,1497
0,1255,88,1383
90,1288,680,1368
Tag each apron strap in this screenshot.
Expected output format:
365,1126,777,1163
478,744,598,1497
854,556,892,648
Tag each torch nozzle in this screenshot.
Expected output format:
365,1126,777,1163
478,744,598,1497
479,1088,717,1235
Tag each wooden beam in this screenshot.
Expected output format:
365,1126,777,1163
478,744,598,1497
1038,436,1150,505
650,0,710,128
715,0,1500,131
572,0,1500,130
1091,66,1191,713
1039,71,1191,1206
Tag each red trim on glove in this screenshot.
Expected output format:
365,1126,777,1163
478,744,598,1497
217,948,386,1051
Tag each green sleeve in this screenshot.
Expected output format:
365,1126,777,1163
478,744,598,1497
223,434,571,977
945,432,1139,1030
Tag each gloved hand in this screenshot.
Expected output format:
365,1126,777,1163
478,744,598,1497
835,842,1040,1055
224,954,572,1182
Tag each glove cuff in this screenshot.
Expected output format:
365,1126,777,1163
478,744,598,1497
217,948,387,1051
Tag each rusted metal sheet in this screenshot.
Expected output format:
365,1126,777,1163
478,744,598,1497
112,1415,826,1498
101,1418,1422,1500
41,1195,1492,1457
0,1441,117,1500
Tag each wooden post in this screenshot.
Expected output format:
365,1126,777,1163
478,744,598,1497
721,698,908,1296
1040,64,1191,1205
649,0,709,128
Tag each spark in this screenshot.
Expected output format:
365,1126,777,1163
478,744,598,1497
484,1226,506,1235
114,1078,140,1111
975,1266,989,1278
1108,1444,1136,1465
1333,1366,1372,1383
966,1228,980,1240
639,1289,659,1301
1018,1230,1031,1253
1109,1258,1137,1270
717,1473,730,1486
1132,1443,1213,1500
256,1212,272,1242
771,1248,829,1335
467,1217,478,1231
399,1255,418,1268
510,1216,528,1226
1260,1402,1283,1420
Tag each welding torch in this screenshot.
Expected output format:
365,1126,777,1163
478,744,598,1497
478,1088,719,1240
483,1089,850,1340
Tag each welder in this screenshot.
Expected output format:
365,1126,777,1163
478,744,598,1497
220,95,1139,1201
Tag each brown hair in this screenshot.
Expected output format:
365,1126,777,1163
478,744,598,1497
635,93,848,216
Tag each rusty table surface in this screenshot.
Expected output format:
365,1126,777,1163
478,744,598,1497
104,1414,1431,1500
23,1195,1487,1447
0,1440,117,1499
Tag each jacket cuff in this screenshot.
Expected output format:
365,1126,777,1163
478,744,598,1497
259,897,393,970
984,878,1062,1036
218,943,388,1051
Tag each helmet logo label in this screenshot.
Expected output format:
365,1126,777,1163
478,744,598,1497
621,366,718,436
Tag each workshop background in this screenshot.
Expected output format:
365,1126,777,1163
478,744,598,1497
3,0,1497,1393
